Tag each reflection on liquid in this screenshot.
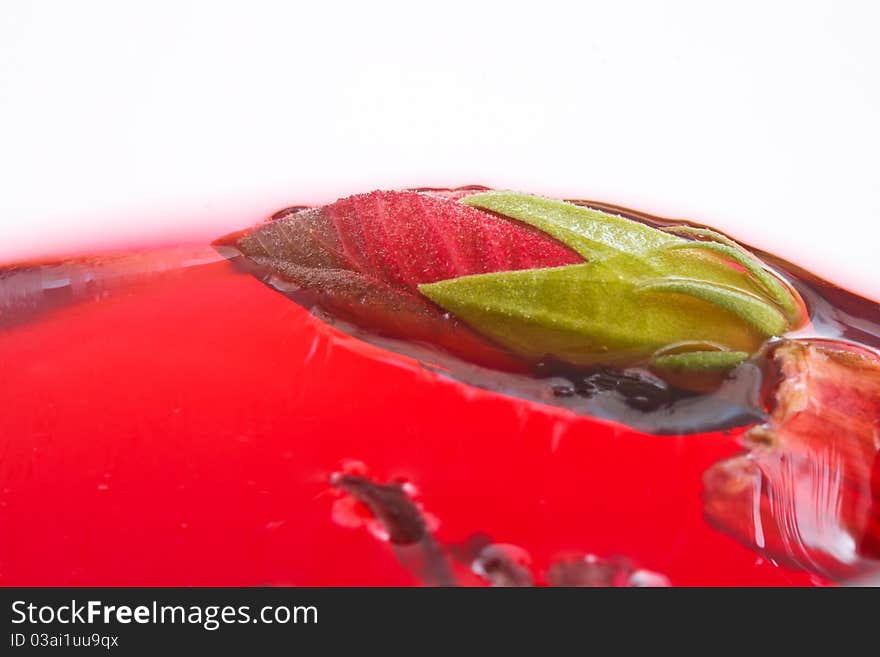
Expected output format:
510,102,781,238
703,340,880,582
0,247,222,330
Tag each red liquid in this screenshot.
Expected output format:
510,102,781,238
1,192,877,586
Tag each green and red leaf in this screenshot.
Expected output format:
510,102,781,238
215,190,582,369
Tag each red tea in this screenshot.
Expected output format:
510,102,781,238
1,189,877,586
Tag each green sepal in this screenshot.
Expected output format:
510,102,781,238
660,226,803,324
419,263,769,368
636,278,789,336
462,191,675,260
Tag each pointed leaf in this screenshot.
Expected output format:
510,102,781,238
462,191,676,260
419,263,769,367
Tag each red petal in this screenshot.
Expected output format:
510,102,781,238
321,191,582,285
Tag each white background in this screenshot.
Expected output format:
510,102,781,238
1,1,878,298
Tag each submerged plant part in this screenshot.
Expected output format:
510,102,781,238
703,339,880,581
330,466,456,587
218,189,806,385
329,465,670,587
